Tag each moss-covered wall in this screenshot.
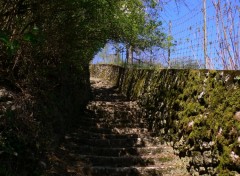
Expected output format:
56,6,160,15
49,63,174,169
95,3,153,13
91,64,240,175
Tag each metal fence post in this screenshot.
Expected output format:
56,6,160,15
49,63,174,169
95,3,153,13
203,0,208,69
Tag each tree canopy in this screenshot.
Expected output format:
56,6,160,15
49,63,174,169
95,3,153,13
0,1,165,175
0,0,165,77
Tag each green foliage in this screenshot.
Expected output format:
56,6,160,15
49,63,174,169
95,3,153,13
0,31,9,44
23,33,36,43
0,1,166,175
4,2,165,176
0,31,20,56
166,35,175,48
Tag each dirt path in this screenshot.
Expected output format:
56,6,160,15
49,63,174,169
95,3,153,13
46,77,189,176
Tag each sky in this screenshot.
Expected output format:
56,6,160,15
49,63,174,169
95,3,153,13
160,0,213,68
93,0,240,70
156,0,239,69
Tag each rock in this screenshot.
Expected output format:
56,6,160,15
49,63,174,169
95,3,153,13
0,88,7,97
187,121,194,131
230,151,239,162
233,172,240,176
199,167,206,174
198,91,205,100
203,151,212,165
0,88,13,101
189,166,199,176
160,128,165,134
212,150,219,165
192,151,204,166
200,142,211,150
234,112,240,122
224,75,231,82
11,105,16,111
6,101,13,105
39,161,47,169
174,136,186,149
207,167,216,175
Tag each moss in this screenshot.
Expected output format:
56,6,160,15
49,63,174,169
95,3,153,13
158,157,172,162
91,65,240,174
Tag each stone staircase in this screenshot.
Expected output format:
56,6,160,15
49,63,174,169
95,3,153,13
47,78,189,176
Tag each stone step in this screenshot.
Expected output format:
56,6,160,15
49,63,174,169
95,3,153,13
95,108,141,115
75,126,150,135
47,78,190,176
111,127,152,135
68,129,157,140
78,117,136,124
80,166,190,176
66,136,161,148
88,108,143,119
79,115,143,122
68,130,139,140
65,135,161,148
78,118,146,128
87,102,140,110
69,154,172,167
81,166,164,176
74,126,113,134
99,123,146,129
61,145,163,157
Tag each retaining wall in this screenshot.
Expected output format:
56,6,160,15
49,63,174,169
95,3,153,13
90,64,240,175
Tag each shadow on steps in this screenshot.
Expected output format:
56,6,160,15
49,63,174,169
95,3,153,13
46,79,168,176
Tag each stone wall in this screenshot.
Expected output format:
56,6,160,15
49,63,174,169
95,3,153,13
90,64,123,86
90,64,240,175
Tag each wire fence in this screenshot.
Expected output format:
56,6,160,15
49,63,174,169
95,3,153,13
93,0,239,70
160,0,240,70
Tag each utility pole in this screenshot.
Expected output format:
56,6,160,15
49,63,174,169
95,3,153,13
168,21,172,68
203,0,208,69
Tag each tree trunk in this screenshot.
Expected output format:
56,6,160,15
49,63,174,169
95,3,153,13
114,42,121,64
126,44,133,64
